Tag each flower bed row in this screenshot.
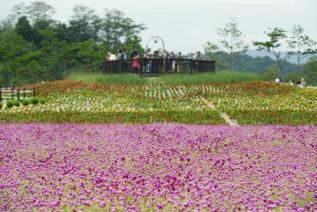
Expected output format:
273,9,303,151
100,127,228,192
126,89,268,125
1,124,316,211
2,80,316,124
0,110,225,124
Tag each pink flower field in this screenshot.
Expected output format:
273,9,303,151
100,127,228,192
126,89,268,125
0,124,316,211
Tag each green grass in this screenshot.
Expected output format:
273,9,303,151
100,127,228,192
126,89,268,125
157,71,262,84
0,110,225,124
67,72,148,85
67,71,262,85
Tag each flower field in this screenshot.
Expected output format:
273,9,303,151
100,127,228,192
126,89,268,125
0,124,316,211
1,80,316,124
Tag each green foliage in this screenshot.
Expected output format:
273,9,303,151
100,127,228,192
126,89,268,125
158,71,261,84
0,111,225,124
262,66,280,80
31,98,39,105
0,103,2,110
39,99,45,104
206,18,248,70
6,101,14,108
287,25,317,72
22,99,30,106
303,57,317,85
0,2,146,85
67,71,261,85
68,72,148,84
253,27,287,74
13,100,20,107
283,71,306,84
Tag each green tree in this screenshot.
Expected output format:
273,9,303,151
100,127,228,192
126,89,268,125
253,27,287,75
287,25,317,72
11,1,56,24
66,5,102,43
15,16,35,42
303,57,317,84
204,42,227,70
101,9,146,51
0,30,33,84
262,66,280,80
208,18,248,71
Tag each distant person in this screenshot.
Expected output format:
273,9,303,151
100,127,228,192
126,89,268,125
195,51,202,60
143,50,152,73
195,51,202,71
167,51,175,72
289,80,295,86
118,49,127,60
118,49,127,72
152,51,160,73
109,52,117,61
300,78,306,88
176,52,183,72
132,51,140,72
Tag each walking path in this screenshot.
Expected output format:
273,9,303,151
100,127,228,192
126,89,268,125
203,99,240,127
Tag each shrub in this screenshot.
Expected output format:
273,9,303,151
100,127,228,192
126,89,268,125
13,101,20,107
39,99,45,104
31,98,39,105
6,101,14,109
22,100,29,106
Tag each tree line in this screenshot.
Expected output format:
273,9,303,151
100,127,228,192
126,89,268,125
0,1,145,85
205,18,317,83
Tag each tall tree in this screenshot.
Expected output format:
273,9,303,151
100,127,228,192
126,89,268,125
11,1,56,24
287,25,317,71
15,16,34,42
67,5,102,42
101,9,146,51
204,42,227,70
253,28,287,74
208,18,248,70
303,57,317,84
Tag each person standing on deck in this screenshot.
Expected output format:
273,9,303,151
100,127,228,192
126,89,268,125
132,51,140,72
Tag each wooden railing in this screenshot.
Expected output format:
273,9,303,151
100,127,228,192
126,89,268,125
0,85,38,101
102,59,215,75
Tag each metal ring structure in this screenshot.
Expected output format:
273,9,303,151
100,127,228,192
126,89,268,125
146,36,165,52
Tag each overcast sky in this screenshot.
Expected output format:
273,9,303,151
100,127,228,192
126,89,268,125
1,0,316,53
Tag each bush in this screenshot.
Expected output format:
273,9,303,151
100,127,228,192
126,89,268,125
22,99,29,106
13,101,20,107
6,101,14,109
261,66,280,81
39,99,45,104
31,98,39,105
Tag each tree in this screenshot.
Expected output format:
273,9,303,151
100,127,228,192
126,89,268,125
303,57,317,84
11,1,56,24
0,30,33,84
208,18,248,71
67,5,102,43
100,9,146,51
287,25,317,72
15,16,35,42
204,42,227,70
253,27,287,74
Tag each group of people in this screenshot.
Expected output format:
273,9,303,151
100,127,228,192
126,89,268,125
106,49,203,73
275,77,307,88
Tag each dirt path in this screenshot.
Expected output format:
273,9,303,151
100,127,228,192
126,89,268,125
203,99,240,127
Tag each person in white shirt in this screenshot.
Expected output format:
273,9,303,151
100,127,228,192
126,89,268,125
109,52,117,61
